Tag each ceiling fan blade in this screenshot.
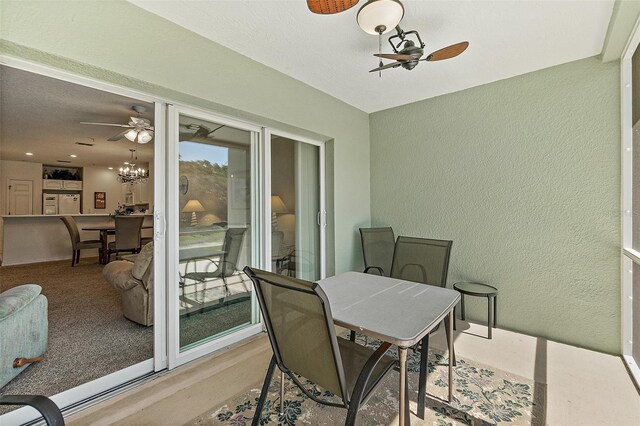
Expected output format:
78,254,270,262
107,129,129,142
369,62,403,73
307,0,359,14
374,53,416,61
80,122,131,128
425,41,469,62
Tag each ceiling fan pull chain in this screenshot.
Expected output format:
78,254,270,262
378,31,383,78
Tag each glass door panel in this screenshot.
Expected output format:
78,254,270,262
270,135,324,280
177,113,258,352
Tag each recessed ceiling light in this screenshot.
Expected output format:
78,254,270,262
108,167,114,170
124,162,130,165
25,152,33,156
70,154,77,158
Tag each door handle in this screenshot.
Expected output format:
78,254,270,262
155,212,166,238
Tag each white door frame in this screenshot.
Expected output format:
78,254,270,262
620,14,640,387
0,55,167,422
166,104,264,369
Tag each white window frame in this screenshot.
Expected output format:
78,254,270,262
621,15,640,387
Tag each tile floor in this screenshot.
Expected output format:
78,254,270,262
68,321,640,426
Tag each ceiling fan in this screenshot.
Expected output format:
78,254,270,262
371,26,469,73
181,123,225,138
81,105,154,144
307,1,469,74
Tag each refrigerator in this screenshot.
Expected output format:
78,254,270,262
58,194,81,214
43,193,58,215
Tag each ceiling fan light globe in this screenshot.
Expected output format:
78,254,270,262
357,0,404,35
125,129,138,142
137,130,153,144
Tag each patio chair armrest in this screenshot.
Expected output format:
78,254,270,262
0,395,64,425
363,266,385,276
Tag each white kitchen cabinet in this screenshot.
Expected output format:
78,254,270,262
43,179,63,190
43,179,83,190
63,180,83,190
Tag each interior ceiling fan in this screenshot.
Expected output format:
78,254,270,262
307,0,469,74
81,105,154,144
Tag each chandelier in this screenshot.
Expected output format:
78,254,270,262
118,149,148,184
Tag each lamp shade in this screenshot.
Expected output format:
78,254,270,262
182,199,205,213
137,130,153,144
271,195,289,214
357,0,404,35
124,129,138,142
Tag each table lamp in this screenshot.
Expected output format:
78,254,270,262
271,195,288,230
182,199,205,227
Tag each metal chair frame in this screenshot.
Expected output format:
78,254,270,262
244,266,396,426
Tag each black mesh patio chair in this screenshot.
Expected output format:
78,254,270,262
359,227,395,276
0,395,64,425
243,266,398,426
182,228,247,288
390,235,455,416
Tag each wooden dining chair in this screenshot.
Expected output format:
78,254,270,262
107,216,144,262
244,267,397,426
60,216,102,267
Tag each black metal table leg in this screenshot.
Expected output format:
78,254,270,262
417,334,429,419
487,296,494,339
460,294,466,320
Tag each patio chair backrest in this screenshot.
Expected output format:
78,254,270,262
220,227,247,277
243,266,348,403
359,227,395,276
390,236,453,287
114,215,144,251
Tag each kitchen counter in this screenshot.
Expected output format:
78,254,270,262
1,214,153,266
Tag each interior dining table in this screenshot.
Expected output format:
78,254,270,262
318,271,460,425
82,224,153,264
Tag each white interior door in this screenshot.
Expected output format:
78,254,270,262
7,179,33,215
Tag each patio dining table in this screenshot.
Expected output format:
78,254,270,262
318,271,460,425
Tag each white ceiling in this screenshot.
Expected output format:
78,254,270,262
130,0,615,113
0,66,154,168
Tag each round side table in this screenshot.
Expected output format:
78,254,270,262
453,282,498,339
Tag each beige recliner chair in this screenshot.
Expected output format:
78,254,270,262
102,242,154,326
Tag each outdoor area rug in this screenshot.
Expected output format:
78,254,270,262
191,334,546,426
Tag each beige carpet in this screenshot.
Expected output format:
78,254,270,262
0,258,154,405
192,337,546,426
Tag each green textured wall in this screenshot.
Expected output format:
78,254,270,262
0,0,371,273
370,57,621,354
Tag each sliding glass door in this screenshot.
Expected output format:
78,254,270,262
167,106,262,367
269,131,326,280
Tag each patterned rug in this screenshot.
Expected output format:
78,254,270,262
191,335,546,426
